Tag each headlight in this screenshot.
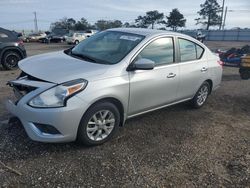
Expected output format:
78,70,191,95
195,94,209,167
28,79,87,108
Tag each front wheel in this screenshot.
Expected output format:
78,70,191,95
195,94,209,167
77,102,120,146
1,51,21,70
190,81,210,109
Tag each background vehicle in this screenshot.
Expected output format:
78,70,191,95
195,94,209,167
0,27,26,70
66,32,86,44
24,33,46,42
39,33,66,43
217,45,250,67
196,30,206,43
84,30,97,38
239,54,250,79
6,28,222,145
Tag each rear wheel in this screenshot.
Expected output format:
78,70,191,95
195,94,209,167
75,40,79,45
1,51,21,70
240,70,250,80
77,102,120,146
190,81,210,109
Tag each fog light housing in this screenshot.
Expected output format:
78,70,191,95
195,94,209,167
34,123,61,135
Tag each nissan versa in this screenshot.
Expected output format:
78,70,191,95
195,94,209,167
6,28,222,146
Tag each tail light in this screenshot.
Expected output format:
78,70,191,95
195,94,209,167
217,60,224,66
17,40,24,46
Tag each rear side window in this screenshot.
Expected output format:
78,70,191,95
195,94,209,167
178,38,204,62
135,37,174,66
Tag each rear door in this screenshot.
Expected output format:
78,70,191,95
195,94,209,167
0,29,17,55
176,38,207,100
128,37,179,116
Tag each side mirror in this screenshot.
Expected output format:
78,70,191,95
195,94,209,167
128,58,155,71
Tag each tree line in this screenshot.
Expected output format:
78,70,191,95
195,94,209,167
51,0,222,31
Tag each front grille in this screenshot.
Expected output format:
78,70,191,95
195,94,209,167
8,73,38,103
10,83,37,104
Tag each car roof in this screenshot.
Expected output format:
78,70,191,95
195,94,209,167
0,27,17,40
108,28,182,37
108,28,207,49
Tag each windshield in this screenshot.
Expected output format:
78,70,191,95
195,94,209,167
70,31,145,64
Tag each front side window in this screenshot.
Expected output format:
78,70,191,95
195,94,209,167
135,37,174,66
178,38,204,62
71,31,145,64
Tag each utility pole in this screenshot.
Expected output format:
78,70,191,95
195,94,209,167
219,0,225,30
222,6,227,30
33,11,38,33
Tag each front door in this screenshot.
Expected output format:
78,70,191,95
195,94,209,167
128,37,179,116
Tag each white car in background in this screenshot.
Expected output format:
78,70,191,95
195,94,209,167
25,33,47,42
66,32,86,44
84,30,98,38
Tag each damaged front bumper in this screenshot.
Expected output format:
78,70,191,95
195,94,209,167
5,74,88,143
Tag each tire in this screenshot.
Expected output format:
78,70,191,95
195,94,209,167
75,40,79,45
1,51,21,70
77,102,120,146
240,71,250,80
190,81,210,109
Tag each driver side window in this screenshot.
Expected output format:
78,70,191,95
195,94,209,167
135,37,174,66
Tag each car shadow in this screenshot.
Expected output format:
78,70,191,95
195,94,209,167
222,74,241,81
0,102,198,163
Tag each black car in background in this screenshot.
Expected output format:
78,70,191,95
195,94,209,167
0,27,26,70
39,28,69,43
39,33,65,43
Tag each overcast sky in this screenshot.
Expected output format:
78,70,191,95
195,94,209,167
0,0,249,31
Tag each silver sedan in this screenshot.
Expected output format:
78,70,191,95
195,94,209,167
6,28,222,146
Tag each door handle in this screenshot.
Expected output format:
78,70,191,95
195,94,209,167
201,67,208,72
167,73,176,78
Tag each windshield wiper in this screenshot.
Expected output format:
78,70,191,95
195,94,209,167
70,52,97,63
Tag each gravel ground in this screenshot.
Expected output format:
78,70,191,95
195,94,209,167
0,41,250,187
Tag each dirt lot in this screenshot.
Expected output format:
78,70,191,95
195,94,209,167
0,41,249,187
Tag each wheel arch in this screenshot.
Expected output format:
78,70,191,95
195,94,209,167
84,97,125,127
0,47,24,62
205,79,213,94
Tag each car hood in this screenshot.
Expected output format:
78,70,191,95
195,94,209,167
18,51,109,84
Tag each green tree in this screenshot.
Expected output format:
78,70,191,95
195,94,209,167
66,18,76,29
165,9,186,31
195,0,222,30
51,17,76,30
74,18,91,30
95,20,123,30
135,10,164,29
110,20,123,28
123,22,130,28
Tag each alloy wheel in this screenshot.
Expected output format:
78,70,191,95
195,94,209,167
5,54,19,68
86,110,115,141
196,85,209,106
